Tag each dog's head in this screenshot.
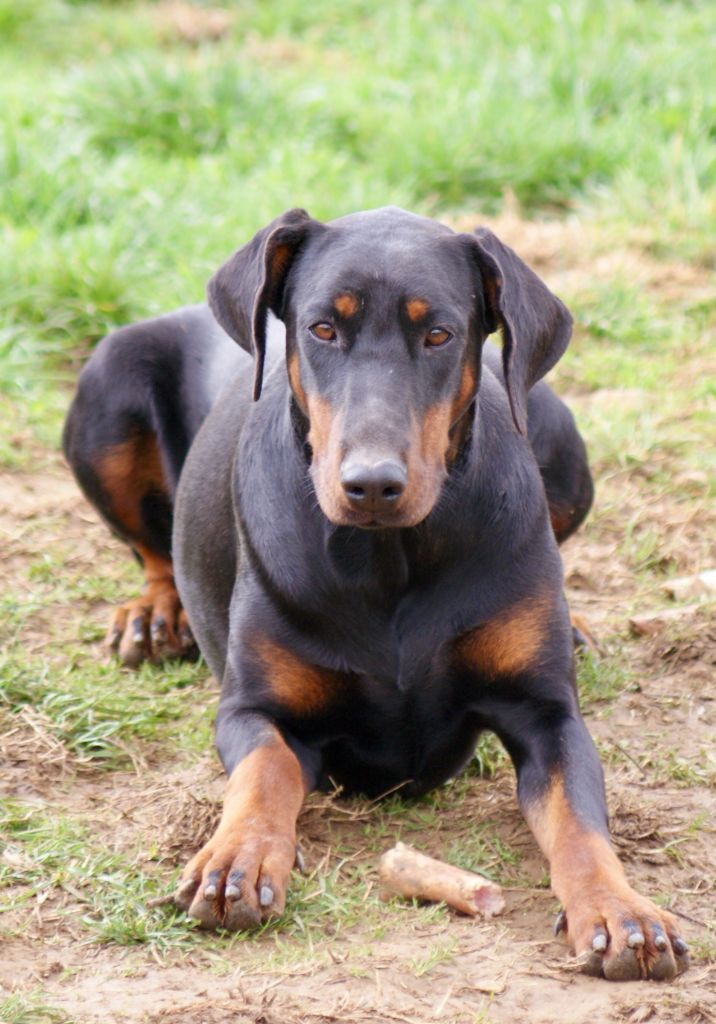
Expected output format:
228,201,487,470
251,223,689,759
208,206,572,529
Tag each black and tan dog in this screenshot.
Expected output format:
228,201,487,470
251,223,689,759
63,207,688,980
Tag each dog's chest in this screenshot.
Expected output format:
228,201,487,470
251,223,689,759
287,648,481,798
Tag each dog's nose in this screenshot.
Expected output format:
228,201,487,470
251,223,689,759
340,459,407,513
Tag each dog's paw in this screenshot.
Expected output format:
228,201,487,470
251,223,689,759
555,887,689,981
106,582,196,667
175,824,300,931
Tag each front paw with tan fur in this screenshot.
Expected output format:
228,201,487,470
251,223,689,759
174,822,299,931
555,884,689,980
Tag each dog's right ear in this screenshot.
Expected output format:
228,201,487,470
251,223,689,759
208,209,323,400
463,228,573,436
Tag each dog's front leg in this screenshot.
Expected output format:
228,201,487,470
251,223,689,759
494,701,689,980
175,711,315,931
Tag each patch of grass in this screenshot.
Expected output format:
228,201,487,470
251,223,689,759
409,937,459,977
2,0,716,428
690,934,716,966
0,991,75,1024
640,746,716,789
0,651,213,767
470,732,508,779
1,529,215,765
576,649,631,707
279,856,389,945
0,801,200,950
446,826,522,883
620,521,675,577
573,281,673,351
471,1002,497,1024
2,795,426,962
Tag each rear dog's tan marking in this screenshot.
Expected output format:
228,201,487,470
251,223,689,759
333,292,359,318
94,431,167,537
406,297,430,322
133,545,179,613
253,636,337,715
107,542,189,664
456,594,549,677
570,611,599,652
134,544,173,584
96,435,183,664
549,501,586,544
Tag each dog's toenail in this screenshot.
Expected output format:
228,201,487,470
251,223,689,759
553,909,567,936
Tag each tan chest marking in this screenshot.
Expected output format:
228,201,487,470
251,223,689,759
456,594,549,678
254,636,338,715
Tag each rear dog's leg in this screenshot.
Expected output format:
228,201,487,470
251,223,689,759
63,324,199,666
64,307,245,665
64,412,195,666
94,427,193,664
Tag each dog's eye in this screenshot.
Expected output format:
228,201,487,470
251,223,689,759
425,328,452,347
310,323,337,343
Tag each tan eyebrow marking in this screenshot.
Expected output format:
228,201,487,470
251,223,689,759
333,293,359,318
406,298,430,322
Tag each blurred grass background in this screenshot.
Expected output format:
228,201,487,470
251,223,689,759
1,0,715,444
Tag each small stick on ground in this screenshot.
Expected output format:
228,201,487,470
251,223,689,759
378,842,505,918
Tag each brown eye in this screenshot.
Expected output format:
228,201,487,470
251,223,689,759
310,322,337,343
425,328,452,347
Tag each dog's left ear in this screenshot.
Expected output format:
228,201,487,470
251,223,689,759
465,228,573,436
208,208,324,400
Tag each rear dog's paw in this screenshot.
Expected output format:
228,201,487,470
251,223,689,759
107,583,197,667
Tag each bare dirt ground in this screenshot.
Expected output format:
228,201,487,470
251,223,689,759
1,217,715,1024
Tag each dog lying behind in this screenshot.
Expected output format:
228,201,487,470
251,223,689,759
63,207,688,980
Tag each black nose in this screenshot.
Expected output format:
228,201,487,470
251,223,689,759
340,459,407,513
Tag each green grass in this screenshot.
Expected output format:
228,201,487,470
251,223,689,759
2,0,716,435
0,992,75,1024
1,531,215,766
0,800,200,950
0,651,214,767
576,649,631,707
0,793,460,965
